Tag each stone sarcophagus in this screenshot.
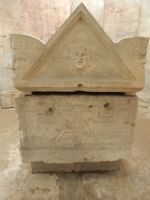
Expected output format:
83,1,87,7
11,4,149,172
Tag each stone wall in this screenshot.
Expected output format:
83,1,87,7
0,0,150,107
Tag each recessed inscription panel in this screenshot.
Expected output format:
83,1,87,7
15,94,138,163
17,95,137,150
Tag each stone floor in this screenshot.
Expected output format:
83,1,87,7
0,100,150,200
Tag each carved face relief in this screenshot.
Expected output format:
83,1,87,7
68,44,92,74
70,46,88,70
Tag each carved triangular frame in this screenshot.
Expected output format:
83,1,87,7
54,111,98,144
22,3,135,81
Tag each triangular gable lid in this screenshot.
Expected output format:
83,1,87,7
12,4,148,92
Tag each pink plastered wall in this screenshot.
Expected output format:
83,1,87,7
0,0,70,42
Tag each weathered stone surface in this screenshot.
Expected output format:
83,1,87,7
1,90,20,108
10,4,149,93
15,93,138,164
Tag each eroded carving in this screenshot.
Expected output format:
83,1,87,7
67,44,92,75
10,4,149,92
10,34,45,77
16,95,137,150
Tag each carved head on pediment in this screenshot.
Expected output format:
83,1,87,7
67,43,92,74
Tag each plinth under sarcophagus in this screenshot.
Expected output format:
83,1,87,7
11,4,149,172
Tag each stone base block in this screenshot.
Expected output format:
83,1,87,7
1,90,20,109
31,160,120,173
15,93,138,169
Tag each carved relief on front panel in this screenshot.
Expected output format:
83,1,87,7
55,29,94,76
53,106,98,145
40,28,128,80
21,105,63,147
53,113,97,144
63,29,125,78
66,44,92,75
18,96,137,149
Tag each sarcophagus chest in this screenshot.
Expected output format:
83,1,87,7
11,4,149,172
